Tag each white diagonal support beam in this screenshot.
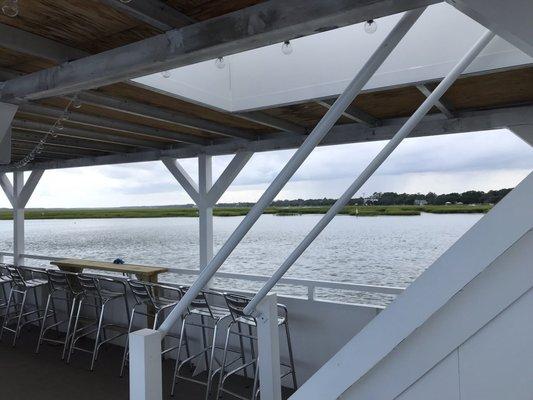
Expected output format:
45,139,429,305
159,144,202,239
316,99,380,127
18,169,44,208
416,84,455,118
207,151,253,205
157,7,427,335
0,173,14,207
244,29,496,317
162,158,199,204
508,125,533,147
0,23,88,63
100,0,194,31
0,0,439,101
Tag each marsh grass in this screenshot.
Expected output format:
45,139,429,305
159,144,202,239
0,204,491,220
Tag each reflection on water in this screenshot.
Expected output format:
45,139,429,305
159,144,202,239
0,213,481,305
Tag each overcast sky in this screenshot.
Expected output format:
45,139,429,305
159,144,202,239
3,129,532,209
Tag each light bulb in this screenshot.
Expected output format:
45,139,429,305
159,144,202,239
364,20,377,34
281,41,293,55
120,0,132,3
56,121,64,131
1,0,18,17
215,57,226,69
161,70,171,78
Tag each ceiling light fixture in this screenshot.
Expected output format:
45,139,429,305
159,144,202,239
281,40,293,55
1,0,19,17
364,19,378,34
215,57,226,69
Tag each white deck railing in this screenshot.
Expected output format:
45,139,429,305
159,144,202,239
0,251,404,306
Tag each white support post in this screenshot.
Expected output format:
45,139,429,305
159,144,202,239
256,294,282,400
129,329,163,400
163,152,253,272
13,171,24,266
198,154,213,270
158,8,426,335
0,169,45,266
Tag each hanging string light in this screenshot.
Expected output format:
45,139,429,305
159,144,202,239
1,0,19,17
215,57,226,69
281,40,293,55
364,19,378,34
14,96,77,168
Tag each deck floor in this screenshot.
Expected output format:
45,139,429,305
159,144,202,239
0,326,291,400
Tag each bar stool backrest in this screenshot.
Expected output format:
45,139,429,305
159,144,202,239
76,274,101,297
47,269,76,293
224,293,255,324
6,265,26,288
0,263,10,277
180,286,213,317
128,280,156,306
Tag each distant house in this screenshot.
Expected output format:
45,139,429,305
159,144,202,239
414,199,428,206
363,197,379,205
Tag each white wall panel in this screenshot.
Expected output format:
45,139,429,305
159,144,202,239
395,351,460,400
459,288,533,400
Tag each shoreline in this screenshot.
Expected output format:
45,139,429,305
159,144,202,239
0,205,492,220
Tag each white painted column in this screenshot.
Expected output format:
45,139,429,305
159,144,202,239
13,171,24,266
256,294,282,400
198,154,214,270
129,329,163,400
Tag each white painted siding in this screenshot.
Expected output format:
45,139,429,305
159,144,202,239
339,229,533,400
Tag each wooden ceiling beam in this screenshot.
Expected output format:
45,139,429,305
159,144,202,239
18,103,209,146
12,119,168,150
99,0,194,31
0,23,88,63
77,91,254,140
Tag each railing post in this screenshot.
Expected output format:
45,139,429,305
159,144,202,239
129,329,163,400
256,294,282,400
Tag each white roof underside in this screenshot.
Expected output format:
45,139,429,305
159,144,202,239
135,2,532,112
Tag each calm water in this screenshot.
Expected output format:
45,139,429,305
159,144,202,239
0,213,482,304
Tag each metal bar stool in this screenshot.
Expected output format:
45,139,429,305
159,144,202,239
35,269,83,359
0,265,50,347
67,273,130,371
216,293,297,400
120,280,189,377
0,264,13,321
171,288,241,400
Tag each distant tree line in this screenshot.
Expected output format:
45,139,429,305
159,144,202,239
216,188,512,207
